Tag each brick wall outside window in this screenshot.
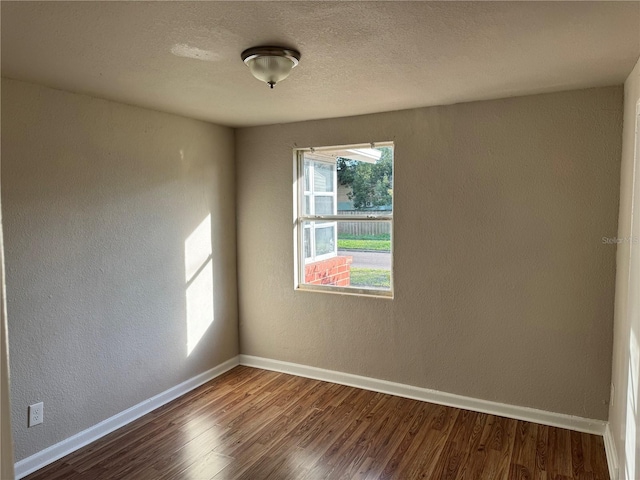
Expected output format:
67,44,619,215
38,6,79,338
304,256,352,287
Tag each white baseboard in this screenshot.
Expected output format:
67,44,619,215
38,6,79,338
603,423,619,480
239,354,607,436
14,356,240,479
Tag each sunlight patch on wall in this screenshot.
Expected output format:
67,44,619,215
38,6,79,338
185,214,214,356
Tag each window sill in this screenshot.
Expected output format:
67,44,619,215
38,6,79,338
295,284,394,299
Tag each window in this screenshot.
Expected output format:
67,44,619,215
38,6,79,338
294,143,394,297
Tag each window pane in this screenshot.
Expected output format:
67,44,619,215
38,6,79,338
315,225,335,256
336,146,393,214
314,163,334,192
304,161,311,192
314,196,334,215
303,227,311,259
302,221,337,262
337,220,391,290
304,195,311,215
300,220,391,290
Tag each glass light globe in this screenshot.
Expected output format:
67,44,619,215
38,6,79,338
242,47,300,89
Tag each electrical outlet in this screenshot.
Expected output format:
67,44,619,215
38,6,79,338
28,402,43,427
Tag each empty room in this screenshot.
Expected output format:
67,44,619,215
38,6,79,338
1,1,640,479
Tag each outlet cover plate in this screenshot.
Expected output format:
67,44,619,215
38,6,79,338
28,402,43,427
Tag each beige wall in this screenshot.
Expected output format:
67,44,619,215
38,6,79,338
610,57,640,479
1,79,239,461
237,87,622,420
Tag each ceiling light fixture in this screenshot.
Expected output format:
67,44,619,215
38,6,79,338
241,46,301,89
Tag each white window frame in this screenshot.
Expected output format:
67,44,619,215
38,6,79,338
293,142,394,298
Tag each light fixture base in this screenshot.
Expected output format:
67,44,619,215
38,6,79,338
241,47,300,65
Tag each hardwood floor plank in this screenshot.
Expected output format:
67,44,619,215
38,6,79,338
296,389,367,450
590,435,610,480
360,400,427,479
300,393,392,479
548,427,574,478
454,413,497,480
430,409,482,480
570,430,586,478
324,395,410,478
461,415,516,480
507,420,539,480
395,405,461,478
452,412,490,480
375,402,437,479
24,367,609,480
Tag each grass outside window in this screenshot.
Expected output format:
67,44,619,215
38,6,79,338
337,233,390,251
350,268,391,288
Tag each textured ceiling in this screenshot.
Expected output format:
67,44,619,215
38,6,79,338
2,1,639,127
